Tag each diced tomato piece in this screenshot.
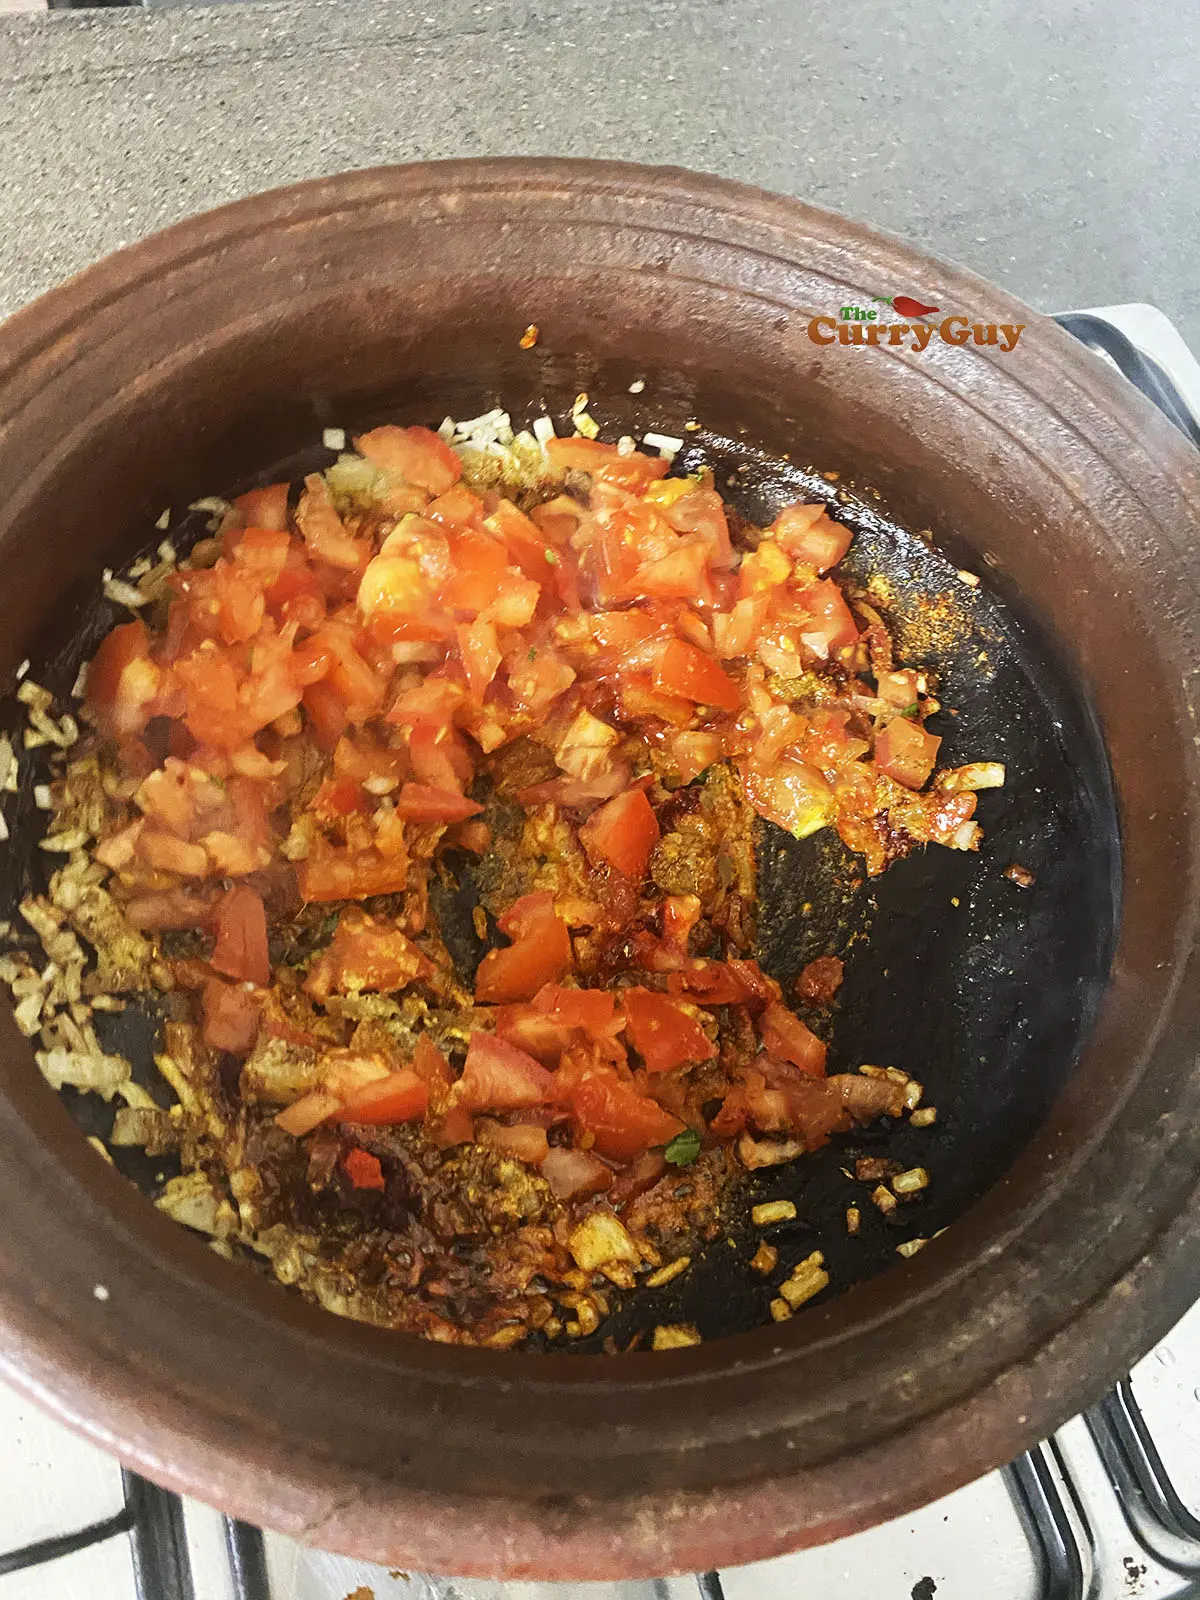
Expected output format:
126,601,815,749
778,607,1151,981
393,782,483,824
296,848,411,903
570,1068,686,1162
357,553,429,620
740,755,833,840
458,1032,557,1111
652,636,740,712
86,619,159,739
302,682,349,750
456,618,502,700
795,956,844,1005
308,622,386,724
664,489,735,570
321,1050,391,1100
621,988,718,1072
476,1119,550,1165
545,436,671,491
578,788,660,884
532,983,618,1032
427,481,485,530
876,669,920,709
275,1090,343,1137
475,897,573,1003
492,1005,575,1065
541,1145,613,1198
396,1039,450,1112
201,977,261,1054
303,908,430,1001
875,716,940,789
759,1002,827,1077
665,730,720,784
633,540,712,600
409,720,473,793
339,1068,429,1125
210,885,270,987
772,503,853,570
796,578,860,657
711,593,771,659
233,482,290,533
343,1148,387,1190
355,425,462,496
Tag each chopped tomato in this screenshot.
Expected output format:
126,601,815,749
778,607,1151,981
621,988,718,1072
457,1032,557,1111
541,1145,613,1198
652,637,740,712
339,1068,428,1125
355,425,462,495
476,1119,550,1165
475,896,573,1003
410,1034,454,1100
201,977,261,1054
796,955,844,1005
875,716,940,789
876,669,920,709
232,482,290,533
532,983,618,1032
664,488,734,569
740,755,833,840
795,579,860,657
545,435,671,491
275,1090,343,1137
343,1148,387,1190
393,782,483,824
86,619,158,739
666,730,721,783
578,788,660,884
210,886,270,987
759,1002,827,1077
296,847,411,903
772,503,852,570
456,618,502,701
302,681,350,750
634,540,712,600
303,908,430,1000
409,721,473,793
570,1068,686,1162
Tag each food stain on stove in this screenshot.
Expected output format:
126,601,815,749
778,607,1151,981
911,1578,938,1600
1123,1554,1147,1592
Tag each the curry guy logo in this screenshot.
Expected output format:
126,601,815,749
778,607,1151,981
806,293,1026,353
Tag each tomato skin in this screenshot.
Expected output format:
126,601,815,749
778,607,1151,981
201,977,261,1054
653,636,740,712
570,1068,686,1162
339,1069,428,1126
343,1148,387,1190
410,1035,454,1100
875,716,941,789
458,1032,558,1111
475,898,573,1003
456,618,502,700
621,987,718,1072
759,1002,827,1077
409,720,473,793
541,1145,613,1198
210,885,270,986
476,1119,550,1165
578,789,660,884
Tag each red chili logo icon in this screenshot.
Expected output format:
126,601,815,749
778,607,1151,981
891,296,940,318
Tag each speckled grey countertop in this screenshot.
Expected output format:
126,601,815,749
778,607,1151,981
0,0,1197,346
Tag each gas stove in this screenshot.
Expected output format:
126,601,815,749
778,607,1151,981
2,303,1198,1600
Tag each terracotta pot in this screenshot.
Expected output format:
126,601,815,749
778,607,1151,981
0,160,1197,1580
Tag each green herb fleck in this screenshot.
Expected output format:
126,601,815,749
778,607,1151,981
528,646,538,661
664,1128,702,1167
544,548,560,566
900,702,921,719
